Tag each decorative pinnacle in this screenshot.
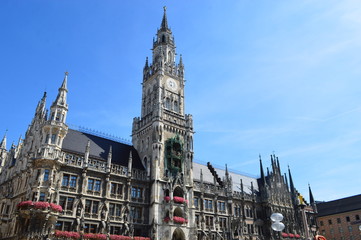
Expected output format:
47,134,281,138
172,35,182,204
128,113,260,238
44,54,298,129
161,6,169,29
65,71,69,76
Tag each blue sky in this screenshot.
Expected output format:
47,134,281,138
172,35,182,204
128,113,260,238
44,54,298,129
1,1,360,202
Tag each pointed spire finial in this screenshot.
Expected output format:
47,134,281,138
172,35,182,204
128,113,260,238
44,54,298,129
259,155,266,183
288,165,295,194
0,130,7,150
309,184,315,204
284,173,289,190
161,6,169,30
61,71,68,90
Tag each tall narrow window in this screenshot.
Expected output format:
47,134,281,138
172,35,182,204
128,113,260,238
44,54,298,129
69,176,77,188
39,192,46,202
94,180,101,192
51,134,57,144
165,98,171,109
194,198,199,208
66,197,74,211
88,179,94,191
62,174,69,186
43,169,50,181
174,101,179,112
109,203,115,216
85,200,91,213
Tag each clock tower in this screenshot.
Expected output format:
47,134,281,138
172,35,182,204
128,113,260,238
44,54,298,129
132,7,195,240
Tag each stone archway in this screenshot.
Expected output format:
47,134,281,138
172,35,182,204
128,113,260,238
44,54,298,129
172,228,185,240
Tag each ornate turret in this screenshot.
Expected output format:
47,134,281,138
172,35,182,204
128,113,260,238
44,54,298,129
0,131,8,173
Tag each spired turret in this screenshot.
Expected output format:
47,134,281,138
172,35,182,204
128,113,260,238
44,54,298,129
30,72,69,204
40,72,69,158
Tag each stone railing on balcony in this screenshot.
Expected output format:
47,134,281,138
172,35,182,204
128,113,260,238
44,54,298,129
64,153,84,167
62,153,148,180
88,158,106,171
36,146,62,160
132,169,148,181
111,164,128,176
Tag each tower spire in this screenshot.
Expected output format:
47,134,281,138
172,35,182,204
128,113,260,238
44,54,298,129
259,155,266,184
0,130,7,150
35,92,47,116
309,184,315,204
161,6,169,30
52,72,68,108
50,72,69,123
309,184,317,213
288,165,295,195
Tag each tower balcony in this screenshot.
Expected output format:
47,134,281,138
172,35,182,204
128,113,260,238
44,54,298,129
17,201,63,218
48,120,69,130
35,146,62,162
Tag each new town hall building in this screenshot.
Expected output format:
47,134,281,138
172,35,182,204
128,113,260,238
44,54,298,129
0,8,317,240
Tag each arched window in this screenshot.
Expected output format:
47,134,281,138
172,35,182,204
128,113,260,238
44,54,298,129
173,186,184,198
162,35,166,43
173,207,184,218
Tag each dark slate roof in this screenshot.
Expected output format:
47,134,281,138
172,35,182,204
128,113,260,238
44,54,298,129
316,194,361,217
193,162,258,194
62,129,144,170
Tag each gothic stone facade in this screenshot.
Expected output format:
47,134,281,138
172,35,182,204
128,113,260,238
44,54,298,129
0,9,317,240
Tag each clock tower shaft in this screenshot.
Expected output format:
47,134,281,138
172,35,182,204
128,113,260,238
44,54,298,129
132,7,195,240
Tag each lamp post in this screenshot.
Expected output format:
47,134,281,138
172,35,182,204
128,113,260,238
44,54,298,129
271,213,285,239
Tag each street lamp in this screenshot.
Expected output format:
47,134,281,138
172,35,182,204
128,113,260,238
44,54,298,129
271,213,285,231
271,213,285,239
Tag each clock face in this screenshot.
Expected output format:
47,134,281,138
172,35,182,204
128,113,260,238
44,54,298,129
166,78,178,91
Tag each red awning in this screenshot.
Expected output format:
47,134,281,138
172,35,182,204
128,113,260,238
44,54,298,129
289,233,295,238
295,234,301,238
281,233,289,237
315,235,327,240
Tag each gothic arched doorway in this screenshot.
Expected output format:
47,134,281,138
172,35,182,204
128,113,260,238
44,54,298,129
172,228,185,240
